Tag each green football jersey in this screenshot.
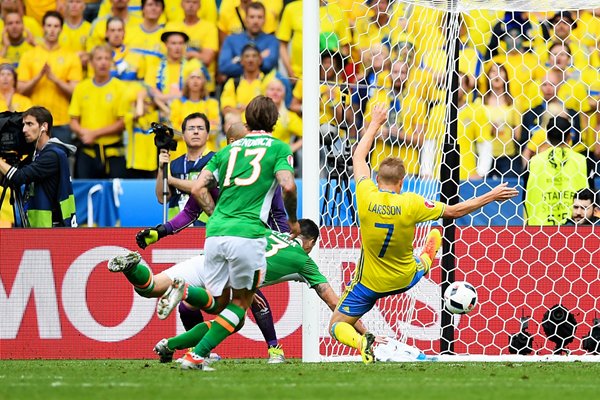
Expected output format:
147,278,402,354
263,230,328,288
205,133,294,238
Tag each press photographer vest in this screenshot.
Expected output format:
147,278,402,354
167,152,215,224
27,144,76,227
525,147,588,226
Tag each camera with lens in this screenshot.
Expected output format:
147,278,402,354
150,122,178,152
320,123,352,178
0,111,33,166
508,316,534,355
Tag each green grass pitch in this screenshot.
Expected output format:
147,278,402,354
0,360,598,400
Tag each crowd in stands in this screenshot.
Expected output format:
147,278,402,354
0,0,599,225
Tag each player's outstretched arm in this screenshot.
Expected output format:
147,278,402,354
275,169,300,236
191,169,218,217
442,182,519,219
134,194,207,249
352,103,388,182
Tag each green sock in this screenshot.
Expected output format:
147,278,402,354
167,322,211,350
331,322,362,351
122,263,154,296
193,303,246,357
186,286,217,313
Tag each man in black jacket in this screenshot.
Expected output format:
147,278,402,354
0,106,77,227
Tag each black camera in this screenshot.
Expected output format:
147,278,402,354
0,111,33,165
508,316,534,355
150,122,178,152
582,318,600,354
541,304,577,354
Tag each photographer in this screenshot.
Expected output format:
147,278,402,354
0,106,77,227
155,112,215,223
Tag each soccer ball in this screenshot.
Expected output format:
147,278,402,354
444,281,478,314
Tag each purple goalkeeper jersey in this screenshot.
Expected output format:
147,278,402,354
165,186,289,234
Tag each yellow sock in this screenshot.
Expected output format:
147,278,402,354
331,322,362,350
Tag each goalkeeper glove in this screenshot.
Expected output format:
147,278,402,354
136,224,168,249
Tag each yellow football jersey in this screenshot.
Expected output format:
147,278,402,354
165,20,218,93
218,0,281,35
17,45,83,125
59,20,92,53
355,179,444,293
0,93,32,112
364,88,428,176
276,1,303,78
68,77,128,146
164,0,218,23
125,21,165,72
1,41,34,67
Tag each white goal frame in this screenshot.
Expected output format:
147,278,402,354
300,0,600,362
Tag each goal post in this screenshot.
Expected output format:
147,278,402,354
302,0,600,361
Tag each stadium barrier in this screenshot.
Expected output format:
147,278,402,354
1,227,598,359
71,178,600,227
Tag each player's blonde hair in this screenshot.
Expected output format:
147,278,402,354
378,157,405,184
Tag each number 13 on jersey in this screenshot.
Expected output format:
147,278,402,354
223,147,267,187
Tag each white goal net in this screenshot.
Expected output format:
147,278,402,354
304,0,600,360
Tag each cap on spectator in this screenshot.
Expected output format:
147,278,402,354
549,11,577,28
160,23,189,43
320,32,340,52
241,42,260,55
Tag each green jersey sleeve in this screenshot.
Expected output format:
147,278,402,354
299,257,329,287
273,140,295,174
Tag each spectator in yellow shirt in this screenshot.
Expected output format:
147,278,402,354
353,0,401,55
276,0,301,82
145,25,202,114
106,16,146,81
291,51,351,129
0,0,43,40
0,62,31,227
170,66,221,154
17,11,82,145
167,0,218,94
87,0,143,51
526,42,589,117
163,0,217,24
22,0,64,25
265,78,302,155
537,11,588,72
0,62,31,111
60,0,92,73
123,88,159,178
217,0,281,44
220,43,273,117
69,45,127,178
476,63,521,178
0,11,35,67
364,61,427,176
127,0,166,73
